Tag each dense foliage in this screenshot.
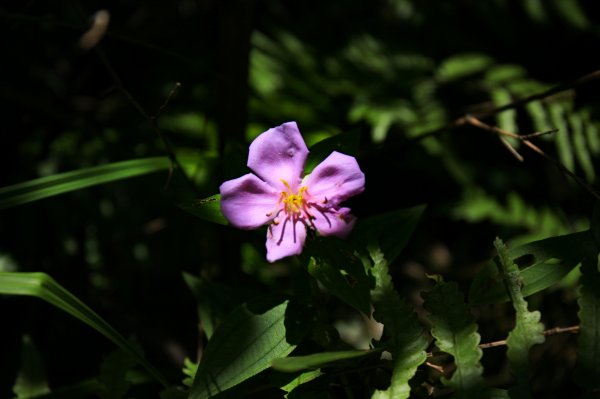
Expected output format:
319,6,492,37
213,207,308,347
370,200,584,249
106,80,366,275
3,1,600,398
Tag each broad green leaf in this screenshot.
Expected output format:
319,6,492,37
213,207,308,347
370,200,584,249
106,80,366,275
304,129,361,174
0,157,194,210
13,335,50,398
307,237,373,315
271,349,381,372
574,253,600,389
352,205,426,264
189,297,295,399
495,238,545,399
469,231,590,304
422,281,485,398
178,194,228,225
0,272,168,387
370,247,428,399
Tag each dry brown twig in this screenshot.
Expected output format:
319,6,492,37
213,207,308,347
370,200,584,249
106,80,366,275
463,115,600,201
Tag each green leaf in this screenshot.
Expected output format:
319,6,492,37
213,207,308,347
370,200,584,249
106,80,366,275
570,113,595,181
469,231,590,304
271,349,381,372
494,238,545,399
13,335,51,398
279,370,322,398
189,297,295,399
491,88,519,138
97,349,138,399
178,194,228,225
0,272,168,387
422,281,485,397
0,157,191,210
352,205,426,264
436,53,493,82
549,103,575,172
307,237,373,315
183,272,249,340
370,247,429,399
304,129,361,174
574,253,600,389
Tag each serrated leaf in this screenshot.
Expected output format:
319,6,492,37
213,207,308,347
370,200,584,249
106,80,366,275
189,297,295,399
370,247,428,399
304,129,361,174
307,237,373,315
13,335,51,398
272,349,381,372
574,253,600,389
469,231,590,304
491,88,519,139
422,282,485,397
178,194,228,225
495,238,545,399
0,272,168,387
0,157,194,210
570,113,595,181
352,205,426,264
549,103,575,172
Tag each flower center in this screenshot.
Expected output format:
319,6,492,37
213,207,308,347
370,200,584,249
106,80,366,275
282,186,308,214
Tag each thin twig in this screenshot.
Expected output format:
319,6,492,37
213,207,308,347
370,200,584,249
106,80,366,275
93,46,197,192
411,69,600,143
427,325,580,357
464,115,600,201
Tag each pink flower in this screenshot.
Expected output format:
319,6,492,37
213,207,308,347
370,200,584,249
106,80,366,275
219,122,365,263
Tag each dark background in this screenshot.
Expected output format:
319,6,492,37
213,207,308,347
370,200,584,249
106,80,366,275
2,1,600,397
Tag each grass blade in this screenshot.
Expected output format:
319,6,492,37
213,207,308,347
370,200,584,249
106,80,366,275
0,157,189,210
0,272,168,387
271,349,381,373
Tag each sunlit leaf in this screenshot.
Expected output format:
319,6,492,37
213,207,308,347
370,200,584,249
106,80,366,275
370,247,428,399
189,297,295,399
495,238,545,399
422,281,485,398
0,272,168,387
469,231,591,304
272,349,381,373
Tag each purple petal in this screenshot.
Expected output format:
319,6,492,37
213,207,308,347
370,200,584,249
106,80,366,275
304,151,365,206
312,207,357,238
266,217,307,262
247,122,309,191
219,174,280,229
